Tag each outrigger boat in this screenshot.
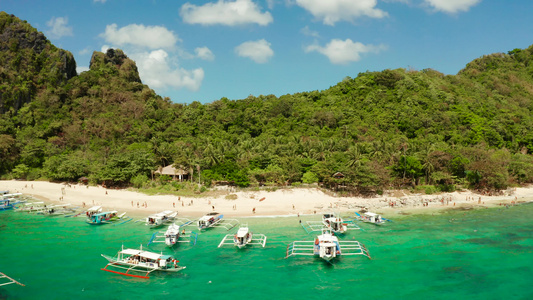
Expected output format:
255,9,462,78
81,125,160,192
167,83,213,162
101,245,185,279
218,224,267,248
38,203,75,216
15,201,45,213
197,212,239,231
302,212,360,234
86,211,128,225
286,229,371,262
0,193,24,211
354,211,389,225
146,210,177,228
0,271,24,287
148,223,198,247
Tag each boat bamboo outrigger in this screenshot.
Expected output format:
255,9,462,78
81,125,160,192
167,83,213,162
145,210,177,228
101,245,185,279
197,212,239,231
286,229,371,262
302,212,360,234
218,224,267,248
0,271,24,287
148,223,198,247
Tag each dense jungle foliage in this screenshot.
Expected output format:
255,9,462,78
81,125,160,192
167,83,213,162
1,12,533,195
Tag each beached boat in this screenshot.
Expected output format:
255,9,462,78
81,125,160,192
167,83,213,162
0,271,24,287
86,211,127,225
286,229,371,262
354,211,388,225
101,245,185,279
145,210,177,228
218,225,267,248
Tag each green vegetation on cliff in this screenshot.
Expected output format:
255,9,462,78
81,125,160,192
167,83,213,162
1,12,533,194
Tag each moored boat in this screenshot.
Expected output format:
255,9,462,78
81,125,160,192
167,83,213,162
0,193,24,211
286,229,371,262
101,245,185,279
218,224,267,248
355,211,387,225
197,212,223,230
86,211,127,225
322,212,348,233
146,210,177,228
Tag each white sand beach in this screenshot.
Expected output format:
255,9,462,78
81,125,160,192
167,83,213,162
2,180,532,218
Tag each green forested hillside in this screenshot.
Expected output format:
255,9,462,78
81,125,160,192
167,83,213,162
1,12,533,194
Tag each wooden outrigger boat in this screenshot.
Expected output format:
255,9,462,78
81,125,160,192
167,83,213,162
15,201,45,213
86,211,128,225
38,203,76,216
302,212,360,234
286,229,371,262
0,271,24,287
197,212,239,231
101,245,185,279
0,193,24,211
354,211,390,225
146,210,177,228
218,224,267,248
148,223,198,247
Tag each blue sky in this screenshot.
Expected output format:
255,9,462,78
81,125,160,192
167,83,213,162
2,0,533,104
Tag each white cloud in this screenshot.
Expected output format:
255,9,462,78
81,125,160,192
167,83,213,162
94,0,107,3
301,26,320,38
79,47,92,56
180,0,273,26
195,47,215,61
131,50,204,91
235,39,274,63
100,24,179,50
295,0,387,25
305,39,386,65
46,17,73,39
424,0,481,13
76,66,90,73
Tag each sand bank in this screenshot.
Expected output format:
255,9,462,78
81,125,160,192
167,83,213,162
2,180,532,218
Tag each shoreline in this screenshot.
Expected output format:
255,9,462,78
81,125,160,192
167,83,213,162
2,180,532,219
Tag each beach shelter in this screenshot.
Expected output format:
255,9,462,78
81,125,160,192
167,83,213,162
154,165,189,181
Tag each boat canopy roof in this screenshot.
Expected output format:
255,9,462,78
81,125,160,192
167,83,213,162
199,212,221,221
94,211,117,217
120,249,174,261
2,193,22,197
120,249,141,255
149,210,174,218
236,227,249,237
364,212,379,217
87,206,102,212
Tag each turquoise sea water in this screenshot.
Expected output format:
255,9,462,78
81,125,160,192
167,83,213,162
1,204,532,300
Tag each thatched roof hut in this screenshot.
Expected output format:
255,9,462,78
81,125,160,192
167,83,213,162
154,165,189,181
